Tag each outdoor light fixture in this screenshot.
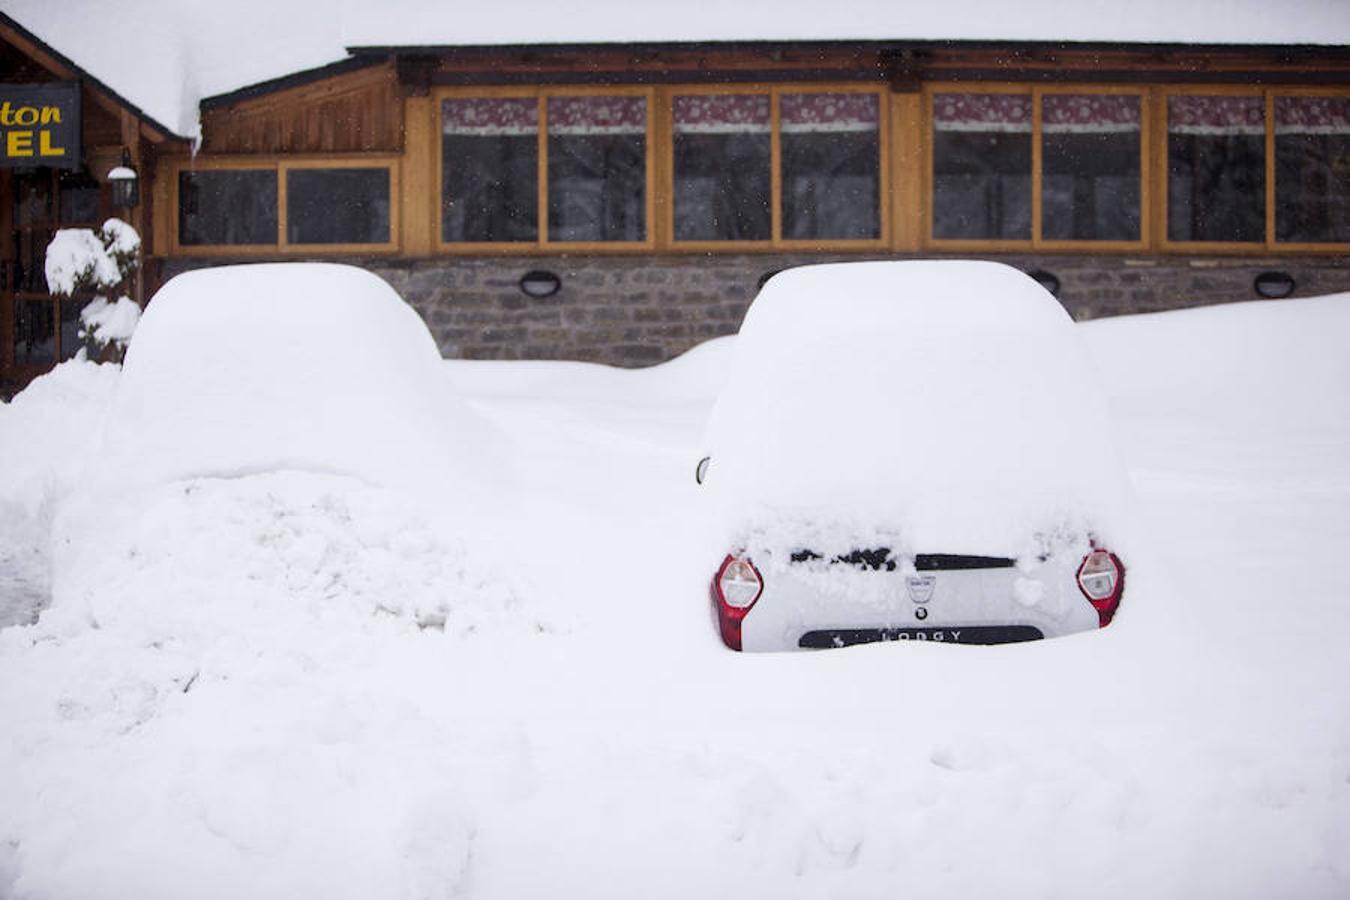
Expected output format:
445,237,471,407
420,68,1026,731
1028,269,1061,297
519,270,562,298
108,147,139,210
1253,271,1296,299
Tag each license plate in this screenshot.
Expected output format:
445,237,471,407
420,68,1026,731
798,626,1043,649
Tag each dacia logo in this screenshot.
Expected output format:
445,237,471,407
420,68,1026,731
906,574,936,604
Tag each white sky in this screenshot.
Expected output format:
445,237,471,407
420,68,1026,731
7,0,1350,138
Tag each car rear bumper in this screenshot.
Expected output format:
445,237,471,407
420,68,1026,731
737,555,1099,652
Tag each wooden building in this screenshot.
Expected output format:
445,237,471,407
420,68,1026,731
4,9,1350,388
0,13,187,394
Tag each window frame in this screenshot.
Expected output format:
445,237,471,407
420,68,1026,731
1155,85,1350,254
663,83,891,252
922,82,1151,252
167,155,401,256
434,85,657,255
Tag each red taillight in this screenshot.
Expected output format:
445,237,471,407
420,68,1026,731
1077,548,1125,627
711,553,763,651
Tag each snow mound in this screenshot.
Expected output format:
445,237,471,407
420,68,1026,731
0,361,121,628
103,263,500,498
50,471,526,639
700,260,1130,555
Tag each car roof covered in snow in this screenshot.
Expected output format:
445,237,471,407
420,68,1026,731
100,262,499,498
699,259,1131,557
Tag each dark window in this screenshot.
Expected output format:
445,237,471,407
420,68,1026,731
179,170,278,246
932,93,1032,240
547,95,646,242
58,169,102,226
59,298,85,361
1167,95,1265,243
1275,96,1350,244
780,93,880,240
287,168,390,245
1041,94,1141,242
673,94,771,241
14,300,54,366
442,98,539,243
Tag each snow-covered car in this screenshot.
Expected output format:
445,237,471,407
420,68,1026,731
98,262,496,497
696,260,1130,651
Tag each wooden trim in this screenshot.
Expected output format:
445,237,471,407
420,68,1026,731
400,95,434,255
891,92,922,251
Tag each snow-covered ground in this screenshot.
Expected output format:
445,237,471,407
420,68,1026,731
1,291,1348,898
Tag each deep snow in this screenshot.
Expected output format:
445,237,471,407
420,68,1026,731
0,292,1348,898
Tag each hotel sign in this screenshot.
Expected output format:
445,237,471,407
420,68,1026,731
0,82,80,168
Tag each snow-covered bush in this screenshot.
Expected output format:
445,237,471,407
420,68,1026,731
44,219,142,360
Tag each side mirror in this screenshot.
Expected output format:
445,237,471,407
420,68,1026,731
695,456,711,485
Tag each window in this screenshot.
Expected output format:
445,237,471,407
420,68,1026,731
287,168,390,245
179,169,278,246
1041,94,1141,242
442,98,538,243
1275,96,1350,244
547,95,647,242
672,94,771,241
13,299,53,366
173,162,397,251
780,93,881,240
1167,95,1265,243
931,92,1032,240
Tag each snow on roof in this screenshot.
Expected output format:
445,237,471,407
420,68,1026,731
5,0,1349,140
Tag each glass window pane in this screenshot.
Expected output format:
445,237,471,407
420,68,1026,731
14,299,54,366
59,169,102,226
442,98,539,243
11,227,52,293
59,298,86,361
179,170,278,246
286,168,390,244
673,94,771,241
781,93,880,240
1041,94,1141,241
1275,96,1350,244
1167,95,1265,242
932,93,1032,240
547,96,646,243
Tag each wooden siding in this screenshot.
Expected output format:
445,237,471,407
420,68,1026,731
200,61,403,154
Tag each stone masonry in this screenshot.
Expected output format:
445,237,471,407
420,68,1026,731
161,253,1350,367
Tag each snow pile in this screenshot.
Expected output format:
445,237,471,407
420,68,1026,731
0,361,120,628
700,260,1130,556
103,263,503,498
1,289,1348,898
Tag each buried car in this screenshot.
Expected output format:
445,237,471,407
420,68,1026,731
696,260,1130,651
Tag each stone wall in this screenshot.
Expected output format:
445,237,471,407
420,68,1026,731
161,253,1350,367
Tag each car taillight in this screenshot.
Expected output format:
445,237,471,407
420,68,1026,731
712,553,763,651
1077,548,1125,627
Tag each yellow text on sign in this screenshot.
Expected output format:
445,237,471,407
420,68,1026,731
2,103,67,157
5,131,65,157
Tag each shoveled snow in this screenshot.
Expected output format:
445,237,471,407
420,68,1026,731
1,291,1348,897
700,260,1130,558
